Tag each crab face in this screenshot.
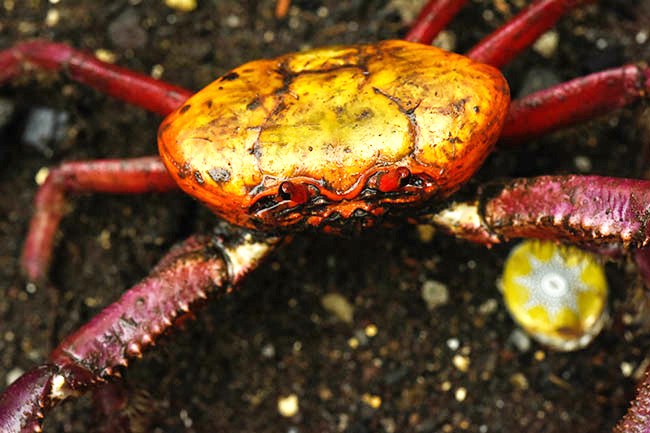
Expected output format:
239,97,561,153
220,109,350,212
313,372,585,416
158,41,509,231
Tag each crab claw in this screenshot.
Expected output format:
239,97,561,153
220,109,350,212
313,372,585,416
0,229,282,433
0,365,58,433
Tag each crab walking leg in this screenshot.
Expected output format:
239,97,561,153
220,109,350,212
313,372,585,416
615,364,650,433
0,41,192,115
466,0,596,69
21,156,177,283
0,232,281,433
428,178,650,433
404,0,468,45
500,64,650,144
428,175,650,249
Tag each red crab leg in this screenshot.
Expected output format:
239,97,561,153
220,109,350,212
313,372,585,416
466,0,596,69
0,232,281,433
0,41,192,116
21,156,178,283
404,0,468,45
428,175,650,249
500,64,650,144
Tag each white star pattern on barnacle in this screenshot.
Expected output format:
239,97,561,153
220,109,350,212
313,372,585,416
515,251,589,319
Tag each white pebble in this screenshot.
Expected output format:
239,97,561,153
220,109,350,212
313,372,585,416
278,394,299,417
6,367,24,386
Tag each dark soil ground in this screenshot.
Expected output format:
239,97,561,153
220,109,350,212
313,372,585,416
2,0,650,432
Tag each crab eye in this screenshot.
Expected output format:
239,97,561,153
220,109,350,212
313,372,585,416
378,167,411,192
279,181,310,204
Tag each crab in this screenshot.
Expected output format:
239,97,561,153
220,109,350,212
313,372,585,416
2,0,650,431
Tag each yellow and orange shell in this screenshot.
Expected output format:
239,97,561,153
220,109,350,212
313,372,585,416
158,40,509,230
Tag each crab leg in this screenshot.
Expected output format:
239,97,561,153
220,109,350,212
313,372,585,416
404,0,468,45
0,231,281,433
466,0,596,69
0,41,192,115
20,156,178,284
500,64,650,144
404,0,643,144
616,363,650,433
428,175,650,249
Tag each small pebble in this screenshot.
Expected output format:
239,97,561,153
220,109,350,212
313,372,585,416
510,372,529,390
108,9,147,50
151,64,164,79
25,283,37,294
532,31,559,58
321,293,354,323
478,298,498,315
362,393,382,408
165,0,197,12
22,107,69,156
574,155,592,172
95,49,117,64
421,280,449,310
263,31,275,43
365,324,378,338
508,329,531,353
416,224,435,242
179,409,192,428
6,367,24,386
452,354,470,372
446,338,460,351
432,30,457,52
225,14,240,28
278,394,299,417
98,229,111,250
35,167,50,186
45,8,59,27
621,361,634,377
261,343,275,358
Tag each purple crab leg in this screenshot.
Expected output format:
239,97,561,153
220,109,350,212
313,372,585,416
0,41,192,116
615,365,650,433
0,231,281,433
428,175,650,249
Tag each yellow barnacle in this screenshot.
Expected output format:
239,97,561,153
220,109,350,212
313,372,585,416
500,240,608,351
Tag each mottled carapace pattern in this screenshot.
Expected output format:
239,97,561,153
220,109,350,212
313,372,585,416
158,40,509,230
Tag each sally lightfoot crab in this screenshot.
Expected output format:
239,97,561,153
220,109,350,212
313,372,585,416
2,0,650,431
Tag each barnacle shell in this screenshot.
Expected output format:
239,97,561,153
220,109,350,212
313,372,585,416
500,240,608,351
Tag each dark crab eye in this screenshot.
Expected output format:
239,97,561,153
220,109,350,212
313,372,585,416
279,181,310,204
